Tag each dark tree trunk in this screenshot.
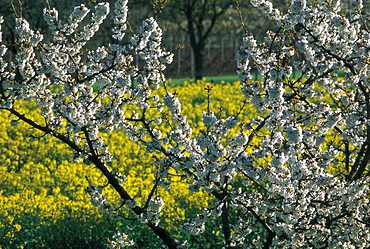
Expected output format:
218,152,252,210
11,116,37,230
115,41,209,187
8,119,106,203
193,44,205,80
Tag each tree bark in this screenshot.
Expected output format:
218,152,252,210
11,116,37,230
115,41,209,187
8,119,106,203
193,44,205,80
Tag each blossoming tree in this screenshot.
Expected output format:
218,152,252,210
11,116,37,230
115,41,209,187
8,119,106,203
1,0,370,248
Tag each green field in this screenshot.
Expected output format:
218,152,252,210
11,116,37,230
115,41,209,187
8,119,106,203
166,70,347,86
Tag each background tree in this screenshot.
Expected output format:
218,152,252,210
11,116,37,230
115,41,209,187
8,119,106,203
1,0,370,248
157,0,234,80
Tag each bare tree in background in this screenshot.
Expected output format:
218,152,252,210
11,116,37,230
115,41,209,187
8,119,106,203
157,0,234,80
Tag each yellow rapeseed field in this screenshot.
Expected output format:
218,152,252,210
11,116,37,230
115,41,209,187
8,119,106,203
0,79,255,248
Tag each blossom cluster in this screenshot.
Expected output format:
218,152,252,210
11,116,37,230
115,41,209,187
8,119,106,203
231,0,370,247
112,0,128,41
106,231,135,248
85,185,113,214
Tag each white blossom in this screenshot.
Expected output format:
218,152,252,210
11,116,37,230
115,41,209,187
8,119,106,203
106,231,135,248
286,125,302,144
112,0,128,40
163,93,181,113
